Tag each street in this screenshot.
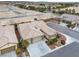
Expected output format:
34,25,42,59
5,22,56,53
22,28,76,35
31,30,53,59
47,23,79,40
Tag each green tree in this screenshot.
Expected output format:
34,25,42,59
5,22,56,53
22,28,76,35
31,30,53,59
36,7,46,12
68,9,72,14
28,6,35,10
66,21,75,28
15,4,28,9
51,37,58,44
16,48,22,55
72,9,75,14
48,36,58,45
21,40,29,49
39,3,45,6
47,5,51,11
65,9,68,13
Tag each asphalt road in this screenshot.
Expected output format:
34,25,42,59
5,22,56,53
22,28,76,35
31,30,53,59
47,23,79,40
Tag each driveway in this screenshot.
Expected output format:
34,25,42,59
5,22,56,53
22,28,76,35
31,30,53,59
27,41,51,57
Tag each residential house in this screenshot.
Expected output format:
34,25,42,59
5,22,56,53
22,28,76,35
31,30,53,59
0,25,18,57
18,20,57,42
18,22,44,44
30,21,57,39
60,14,79,26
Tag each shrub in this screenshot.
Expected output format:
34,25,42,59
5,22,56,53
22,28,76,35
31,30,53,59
36,7,46,12
28,6,36,10
51,37,58,44
66,21,76,28
48,37,58,45
67,24,71,28
61,40,65,45
16,48,21,54
21,40,29,49
15,4,25,9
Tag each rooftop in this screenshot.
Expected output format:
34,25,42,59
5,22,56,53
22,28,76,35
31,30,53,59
31,21,57,36
60,14,79,23
0,25,18,50
18,21,57,39
18,22,44,40
0,5,56,25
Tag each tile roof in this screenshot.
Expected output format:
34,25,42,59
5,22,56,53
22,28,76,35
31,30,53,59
18,21,57,39
60,14,79,22
0,25,18,50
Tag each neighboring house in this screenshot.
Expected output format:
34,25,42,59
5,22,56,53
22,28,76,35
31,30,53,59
0,25,18,57
60,14,79,25
17,20,57,44
0,5,56,26
60,14,79,22
0,17,34,25
43,42,79,57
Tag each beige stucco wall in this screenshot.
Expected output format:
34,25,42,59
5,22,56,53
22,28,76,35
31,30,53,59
0,45,16,55
26,36,44,44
